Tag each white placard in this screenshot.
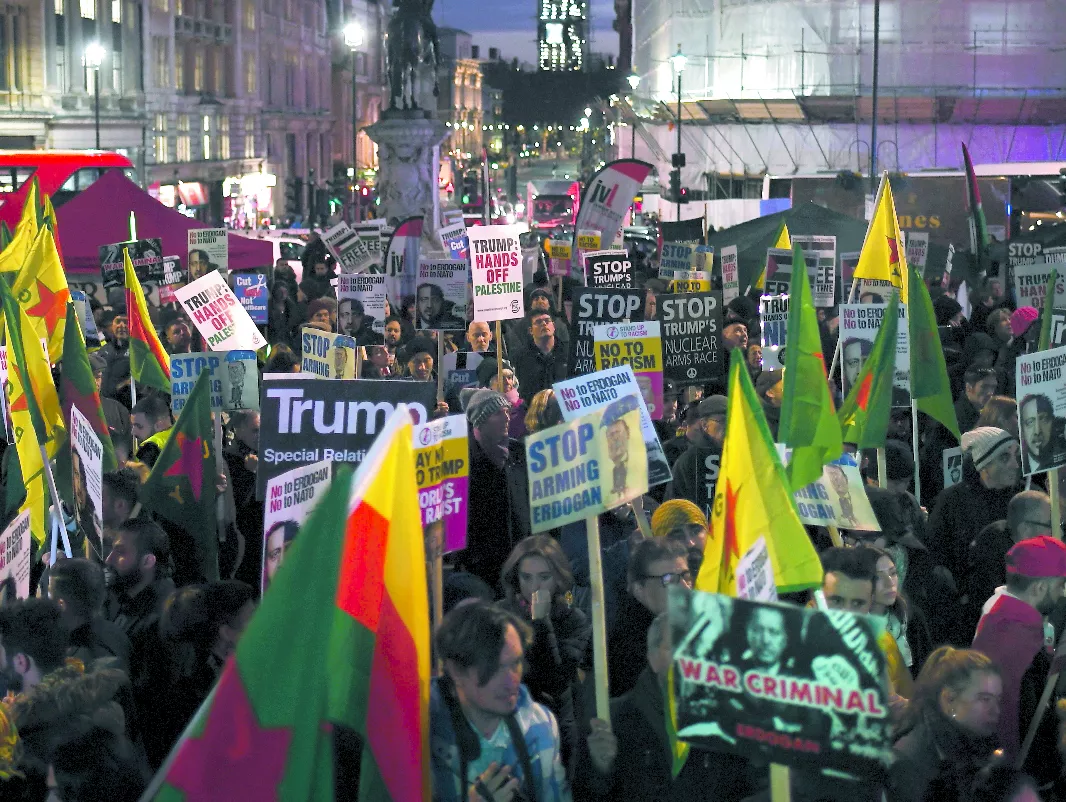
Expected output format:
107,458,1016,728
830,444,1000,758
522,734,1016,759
469,225,524,321
175,270,268,352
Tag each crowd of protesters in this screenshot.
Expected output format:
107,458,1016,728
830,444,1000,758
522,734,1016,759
1,228,1066,802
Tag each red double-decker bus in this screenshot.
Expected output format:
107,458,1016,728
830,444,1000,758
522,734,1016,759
0,150,137,230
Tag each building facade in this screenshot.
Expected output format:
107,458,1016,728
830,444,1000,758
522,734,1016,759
537,0,588,72
0,1,147,159
437,28,482,162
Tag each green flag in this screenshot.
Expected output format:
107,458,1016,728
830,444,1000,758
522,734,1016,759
1038,268,1058,352
908,262,960,440
139,370,218,581
56,303,118,509
838,292,900,448
778,245,843,490
0,221,11,250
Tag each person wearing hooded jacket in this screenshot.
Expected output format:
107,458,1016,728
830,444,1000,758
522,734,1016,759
972,536,1066,785
665,395,725,520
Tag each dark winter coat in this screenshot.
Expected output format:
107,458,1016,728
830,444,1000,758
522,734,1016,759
889,708,999,802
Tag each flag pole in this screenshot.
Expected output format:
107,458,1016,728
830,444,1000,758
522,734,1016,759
1050,468,1062,541
355,345,365,379
877,447,888,489
436,333,445,403
827,278,858,383
770,763,792,802
40,444,73,561
586,514,611,722
826,524,844,547
910,399,921,507
213,413,225,581
631,495,653,539
495,321,504,389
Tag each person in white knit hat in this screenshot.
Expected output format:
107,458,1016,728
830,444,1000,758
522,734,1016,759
927,426,1022,608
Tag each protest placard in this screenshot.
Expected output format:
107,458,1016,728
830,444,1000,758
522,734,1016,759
840,251,860,300
323,221,374,273
469,224,524,321
337,273,387,336
1016,345,1066,476
780,450,880,531
175,270,268,352
763,248,793,296
839,303,910,407
232,272,269,324
439,221,469,261
526,396,648,532
442,351,484,398
157,256,187,304
301,328,358,379
577,229,602,251
791,235,837,308
71,405,103,555
691,245,714,273
257,377,436,497
70,289,102,349
99,238,163,289
735,538,777,602
417,259,468,330
657,291,724,385
906,231,929,270
759,295,789,370
1005,237,1066,293
0,510,31,599
660,241,696,279
669,590,891,779
355,223,386,272
569,288,644,375
584,250,632,289
943,446,963,490
1013,262,1066,310
593,321,664,420
170,351,260,414
413,415,469,554
548,239,573,277
262,459,332,593
187,228,228,279
669,271,711,293
721,244,740,306
555,365,672,488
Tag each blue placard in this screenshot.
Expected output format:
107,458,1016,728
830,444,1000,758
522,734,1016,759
233,272,269,324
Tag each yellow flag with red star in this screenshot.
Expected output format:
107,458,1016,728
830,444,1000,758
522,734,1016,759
853,172,909,304
11,227,70,363
696,349,823,595
0,179,41,274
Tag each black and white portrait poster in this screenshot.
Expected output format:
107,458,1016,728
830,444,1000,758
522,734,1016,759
1016,345,1066,476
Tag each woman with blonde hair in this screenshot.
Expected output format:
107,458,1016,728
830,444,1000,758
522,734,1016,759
889,647,1002,801
525,388,563,434
976,396,1019,439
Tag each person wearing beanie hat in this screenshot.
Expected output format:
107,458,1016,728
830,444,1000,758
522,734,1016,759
666,396,726,522
473,357,527,438
933,294,964,327
927,426,1022,614
754,369,784,437
403,335,437,381
973,534,1066,775
1010,305,1040,339
459,388,531,592
305,297,337,332
650,499,706,539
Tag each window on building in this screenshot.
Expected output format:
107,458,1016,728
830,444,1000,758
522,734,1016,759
177,114,191,161
154,113,168,163
175,44,184,91
244,116,255,157
80,0,95,19
244,53,255,94
152,0,168,11
243,0,255,30
0,9,28,92
193,49,203,91
175,0,183,13
153,36,168,88
219,116,230,160
202,115,212,160
54,1,68,92
213,48,223,95
111,0,120,22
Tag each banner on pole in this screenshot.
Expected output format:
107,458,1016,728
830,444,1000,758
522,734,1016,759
262,459,332,593
175,270,268,352
413,415,469,554
839,303,910,407
569,288,644,374
338,273,387,335
232,272,269,324
187,228,229,279
0,510,31,599
584,250,633,289
1016,345,1066,476
171,351,260,415
70,405,104,555
593,321,664,420
468,224,525,322
301,328,358,379
721,245,740,306
657,291,724,385
759,295,789,370
416,259,469,330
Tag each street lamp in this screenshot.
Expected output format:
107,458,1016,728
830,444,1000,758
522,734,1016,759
626,73,640,158
83,41,106,150
344,21,364,223
670,45,687,221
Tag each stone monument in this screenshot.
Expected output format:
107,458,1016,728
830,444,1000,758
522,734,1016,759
365,0,448,238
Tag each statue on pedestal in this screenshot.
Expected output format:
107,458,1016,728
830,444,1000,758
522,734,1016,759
385,0,440,113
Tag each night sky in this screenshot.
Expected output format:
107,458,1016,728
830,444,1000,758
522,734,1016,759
433,0,618,65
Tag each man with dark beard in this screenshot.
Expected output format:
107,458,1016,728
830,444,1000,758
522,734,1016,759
972,536,1066,783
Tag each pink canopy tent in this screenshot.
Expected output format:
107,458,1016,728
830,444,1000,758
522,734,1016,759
55,170,273,274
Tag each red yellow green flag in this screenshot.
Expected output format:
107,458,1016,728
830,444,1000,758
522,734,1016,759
908,260,960,440
697,349,823,595
11,227,70,363
138,369,218,581
147,407,430,801
753,221,791,292
56,302,118,509
853,173,909,304
838,292,901,448
125,248,171,393
778,245,843,490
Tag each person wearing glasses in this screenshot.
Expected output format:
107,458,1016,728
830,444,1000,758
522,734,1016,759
512,310,568,405
607,539,691,697
961,490,1053,638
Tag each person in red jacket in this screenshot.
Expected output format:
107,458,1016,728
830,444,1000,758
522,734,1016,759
972,535,1066,785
